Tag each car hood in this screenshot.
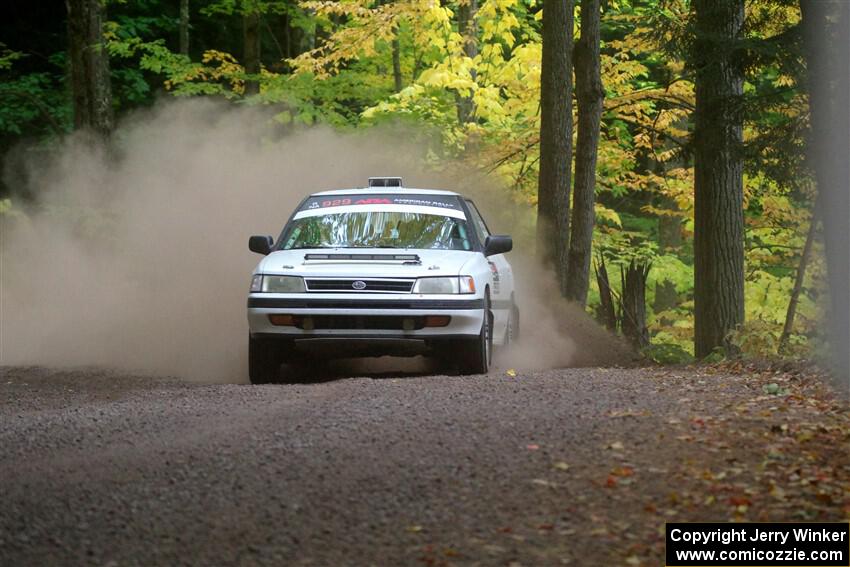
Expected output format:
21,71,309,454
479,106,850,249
256,249,476,278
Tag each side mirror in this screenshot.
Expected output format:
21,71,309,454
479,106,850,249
249,235,273,255
484,235,513,256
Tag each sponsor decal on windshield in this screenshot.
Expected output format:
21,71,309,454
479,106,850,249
300,194,463,212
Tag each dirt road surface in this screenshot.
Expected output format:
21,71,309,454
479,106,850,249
1,364,848,566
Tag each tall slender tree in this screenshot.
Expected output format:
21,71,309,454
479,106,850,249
800,0,850,392
692,0,745,358
537,0,574,293
179,0,190,57
654,199,682,314
456,0,479,124
564,0,604,306
66,0,113,135
392,28,402,93
243,5,261,96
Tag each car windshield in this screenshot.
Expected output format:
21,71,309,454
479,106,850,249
279,210,472,251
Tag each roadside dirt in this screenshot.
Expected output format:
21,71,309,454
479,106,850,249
1,363,848,566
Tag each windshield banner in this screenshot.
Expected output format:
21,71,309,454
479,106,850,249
294,194,466,220
298,194,463,213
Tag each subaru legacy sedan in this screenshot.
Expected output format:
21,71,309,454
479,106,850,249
246,177,517,383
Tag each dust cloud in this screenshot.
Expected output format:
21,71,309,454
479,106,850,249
0,99,631,382
455,180,636,371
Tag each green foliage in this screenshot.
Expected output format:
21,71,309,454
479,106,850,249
642,342,695,364
0,47,71,137
0,44,25,71
1,0,827,363
201,0,291,17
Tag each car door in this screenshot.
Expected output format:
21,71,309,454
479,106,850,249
465,200,514,343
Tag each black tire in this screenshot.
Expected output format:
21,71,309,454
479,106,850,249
279,357,314,384
456,295,493,375
249,336,280,384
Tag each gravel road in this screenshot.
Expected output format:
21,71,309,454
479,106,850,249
1,363,846,566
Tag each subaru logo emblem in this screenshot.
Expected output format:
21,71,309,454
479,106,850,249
352,280,367,290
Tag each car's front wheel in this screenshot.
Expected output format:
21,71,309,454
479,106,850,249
249,336,280,384
455,296,493,375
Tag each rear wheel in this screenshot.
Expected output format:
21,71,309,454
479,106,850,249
249,336,280,384
456,295,493,375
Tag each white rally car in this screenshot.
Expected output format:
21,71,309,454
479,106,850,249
246,177,518,383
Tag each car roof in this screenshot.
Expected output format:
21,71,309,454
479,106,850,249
311,187,463,197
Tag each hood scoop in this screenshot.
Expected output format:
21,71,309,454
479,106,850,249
303,253,422,265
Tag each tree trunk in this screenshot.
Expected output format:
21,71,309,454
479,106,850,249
392,30,403,93
283,11,292,59
179,0,190,56
594,255,617,331
243,10,261,96
800,0,850,392
654,202,682,314
66,0,113,135
456,0,478,123
536,0,574,295
620,260,651,349
564,0,603,306
778,199,819,353
692,0,745,358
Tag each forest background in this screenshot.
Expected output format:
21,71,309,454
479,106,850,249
0,0,844,368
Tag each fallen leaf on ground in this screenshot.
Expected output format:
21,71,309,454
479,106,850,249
728,496,752,507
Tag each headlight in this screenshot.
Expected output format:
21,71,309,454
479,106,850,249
414,276,476,295
250,275,306,293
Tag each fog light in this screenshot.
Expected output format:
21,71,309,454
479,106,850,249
269,314,298,326
424,316,451,327
302,317,315,331
402,318,416,331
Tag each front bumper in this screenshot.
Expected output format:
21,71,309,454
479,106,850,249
247,294,485,340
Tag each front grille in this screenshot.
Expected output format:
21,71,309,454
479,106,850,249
305,278,415,293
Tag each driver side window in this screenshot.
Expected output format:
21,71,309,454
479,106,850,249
466,201,491,242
